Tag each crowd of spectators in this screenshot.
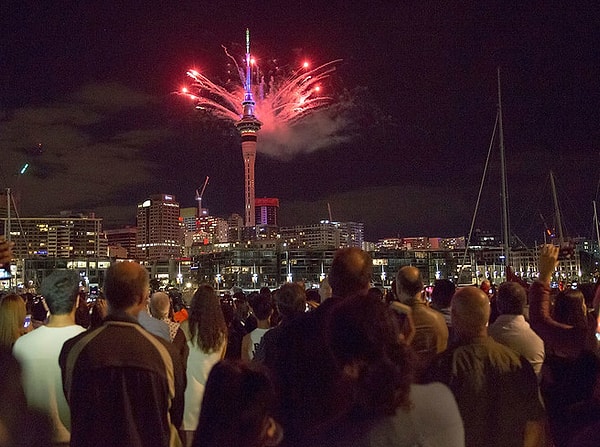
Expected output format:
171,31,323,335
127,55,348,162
2,236,600,446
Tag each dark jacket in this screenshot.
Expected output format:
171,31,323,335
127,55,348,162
60,312,185,447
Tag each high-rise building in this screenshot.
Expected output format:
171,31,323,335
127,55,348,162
136,194,183,260
104,226,138,259
196,216,229,245
180,207,198,232
227,213,244,242
255,198,279,226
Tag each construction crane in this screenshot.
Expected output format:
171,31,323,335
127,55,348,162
195,176,210,218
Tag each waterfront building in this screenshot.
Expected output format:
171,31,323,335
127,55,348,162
281,222,340,249
402,237,430,250
193,240,281,291
1,214,107,259
1,214,108,288
24,258,112,292
280,220,363,250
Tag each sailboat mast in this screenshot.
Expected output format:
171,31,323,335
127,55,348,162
5,188,10,242
497,68,510,269
550,171,564,245
594,201,600,251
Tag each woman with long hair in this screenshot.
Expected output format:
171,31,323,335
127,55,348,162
193,359,283,447
180,284,227,447
310,294,464,446
530,244,600,446
0,294,28,349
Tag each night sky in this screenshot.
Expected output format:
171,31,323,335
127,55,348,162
1,2,599,243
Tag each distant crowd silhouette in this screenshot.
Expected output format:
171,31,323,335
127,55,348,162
1,235,600,447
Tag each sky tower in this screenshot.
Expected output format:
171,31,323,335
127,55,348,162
235,29,262,227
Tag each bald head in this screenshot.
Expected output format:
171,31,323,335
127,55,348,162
480,280,491,294
150,291,170,319
396,266,424,302
104,261,149,314
328,248,373,299
451,287,490,340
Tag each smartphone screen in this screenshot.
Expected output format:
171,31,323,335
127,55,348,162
0,263,11,280
23,314,31,329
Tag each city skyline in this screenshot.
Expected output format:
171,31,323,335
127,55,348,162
2,2,599,243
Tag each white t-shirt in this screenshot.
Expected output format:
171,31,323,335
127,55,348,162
13,324,86,443
246,327,270,360
489,314,545,377
358,382,465,447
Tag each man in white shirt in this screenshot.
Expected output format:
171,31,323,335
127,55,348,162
489,281,545,377
13,270,86,445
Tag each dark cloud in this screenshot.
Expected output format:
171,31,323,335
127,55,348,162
0,83,165,217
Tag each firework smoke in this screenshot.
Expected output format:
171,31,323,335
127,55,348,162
181,46,351,156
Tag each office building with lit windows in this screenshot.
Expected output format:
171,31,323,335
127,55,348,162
104,226,138,259
136,194,183,260
1,214,107,259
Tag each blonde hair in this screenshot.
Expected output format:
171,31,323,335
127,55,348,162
0,294,26,348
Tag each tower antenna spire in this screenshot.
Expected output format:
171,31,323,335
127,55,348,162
246,28,250,57
242,28,255,114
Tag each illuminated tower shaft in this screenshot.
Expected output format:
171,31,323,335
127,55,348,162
235,29,262,227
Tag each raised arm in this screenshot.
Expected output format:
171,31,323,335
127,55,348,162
0,237,14,264
529,244,573,344
538,244,559,285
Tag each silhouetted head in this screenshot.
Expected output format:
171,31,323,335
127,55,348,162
451,287,491,340
188,284,227,352
150,291,171,319
496,282,527,315
431,279,456,309
480,280,491,294
0,295,26,348
328,248,372,299
275,283,306,320
553,288,587,329
395,266,424,302
40,269,80,315
250,293,273,321
104,262,149,313
327,295,414,417
194,359,281,447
